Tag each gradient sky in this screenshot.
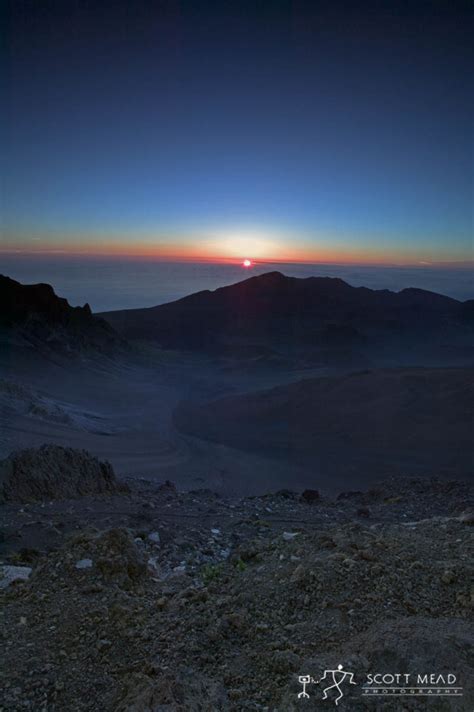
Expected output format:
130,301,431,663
2,0,473,263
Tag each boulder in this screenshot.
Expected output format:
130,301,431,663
0,444,127,503
0,565,32,589
301,489,320,504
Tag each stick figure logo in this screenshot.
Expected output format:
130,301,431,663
298,675,315,698
319,664,356,705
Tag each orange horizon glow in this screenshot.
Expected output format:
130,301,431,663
1,232,472,267
1,245,472,268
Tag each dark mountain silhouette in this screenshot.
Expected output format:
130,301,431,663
100,272,474,366
0,275,123,355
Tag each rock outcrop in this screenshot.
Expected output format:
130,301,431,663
0,445,126,503
0,274,123,355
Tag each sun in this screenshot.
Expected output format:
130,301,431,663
242,259,252,268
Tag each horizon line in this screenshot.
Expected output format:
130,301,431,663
0,249,473,269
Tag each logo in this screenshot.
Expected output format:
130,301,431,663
320,665,357,705
298,665,356,706
296,668,463,705
297,675,314,699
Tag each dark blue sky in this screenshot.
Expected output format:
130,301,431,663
2,0,473,263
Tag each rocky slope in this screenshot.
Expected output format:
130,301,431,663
1,463,472,711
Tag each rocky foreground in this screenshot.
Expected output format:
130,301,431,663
0,448,473,711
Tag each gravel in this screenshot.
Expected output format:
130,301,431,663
1,475,472,710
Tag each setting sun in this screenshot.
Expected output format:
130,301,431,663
243,259,252,268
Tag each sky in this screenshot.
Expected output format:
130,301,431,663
2,0,473,265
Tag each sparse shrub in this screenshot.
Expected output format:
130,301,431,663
234,558,247,572
201,563,222,585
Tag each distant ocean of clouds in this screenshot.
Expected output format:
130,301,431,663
1,255,472,312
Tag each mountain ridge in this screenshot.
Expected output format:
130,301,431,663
100,271,464,315
99,271,473,364
0,274,123,356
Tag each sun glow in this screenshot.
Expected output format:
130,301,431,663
242,259,252,267
206,230,287,261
